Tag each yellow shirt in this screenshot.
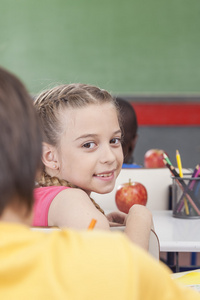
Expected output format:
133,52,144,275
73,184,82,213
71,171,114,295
0,223,199,300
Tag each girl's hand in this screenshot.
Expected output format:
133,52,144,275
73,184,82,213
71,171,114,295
106,211,127,227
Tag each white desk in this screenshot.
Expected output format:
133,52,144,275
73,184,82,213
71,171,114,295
171,269,200,292
153,210,200,252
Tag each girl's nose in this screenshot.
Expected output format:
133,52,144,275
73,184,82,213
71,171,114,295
99,145,116,164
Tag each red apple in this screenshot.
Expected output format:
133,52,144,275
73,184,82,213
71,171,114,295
144,149,166,168
115,179,147,214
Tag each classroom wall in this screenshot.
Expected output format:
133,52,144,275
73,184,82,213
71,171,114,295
134,126,200,169
127,96,200,168
0,0,200,95
1,1,199,167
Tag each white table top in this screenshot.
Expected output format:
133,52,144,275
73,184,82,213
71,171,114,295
152,210,200,252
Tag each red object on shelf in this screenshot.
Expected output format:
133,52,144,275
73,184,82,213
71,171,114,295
131,102,200,126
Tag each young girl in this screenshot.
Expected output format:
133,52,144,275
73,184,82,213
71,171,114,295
33,84,153,250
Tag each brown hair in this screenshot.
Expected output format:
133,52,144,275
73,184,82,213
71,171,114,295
115,97,138,142
0,67,42,215
115,97,138,164
34,84,120,214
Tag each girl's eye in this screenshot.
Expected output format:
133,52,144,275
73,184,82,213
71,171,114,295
83,142,96,149
110,138,121,145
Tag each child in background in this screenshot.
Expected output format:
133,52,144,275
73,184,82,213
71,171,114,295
115,97,142,168
33,84,153,250
0,67,199,299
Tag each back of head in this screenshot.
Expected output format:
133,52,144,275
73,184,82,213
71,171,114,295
116,97,138,140
115,97,138,163
0,67,42,215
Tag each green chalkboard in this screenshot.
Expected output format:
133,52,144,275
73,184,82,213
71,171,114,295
0,0,200,95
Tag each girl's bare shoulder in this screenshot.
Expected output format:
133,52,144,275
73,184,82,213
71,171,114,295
48,187,110,229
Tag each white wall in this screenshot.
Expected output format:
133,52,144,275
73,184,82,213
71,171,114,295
91,168,175,214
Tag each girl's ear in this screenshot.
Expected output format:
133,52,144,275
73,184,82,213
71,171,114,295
42,142,59,170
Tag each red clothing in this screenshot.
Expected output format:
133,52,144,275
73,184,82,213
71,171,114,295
33,186,69,226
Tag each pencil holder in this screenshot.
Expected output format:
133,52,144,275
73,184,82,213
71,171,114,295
172,174,200,219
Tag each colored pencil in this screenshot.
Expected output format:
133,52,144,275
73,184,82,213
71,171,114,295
163,153,172,166
176,150,183,178
164,160,200,215
177,164,200,211
163,160,184,184
88,219,97,230
189,164,200,190
175,150,189,214
175,179,200,216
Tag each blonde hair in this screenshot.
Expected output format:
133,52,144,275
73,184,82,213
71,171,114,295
35,84,118,146
34,83,119,214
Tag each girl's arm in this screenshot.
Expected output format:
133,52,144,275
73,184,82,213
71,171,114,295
48,188,153,251
48,188,110,230
124,204,153,251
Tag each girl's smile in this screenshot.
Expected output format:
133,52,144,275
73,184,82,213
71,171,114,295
93,169,116,180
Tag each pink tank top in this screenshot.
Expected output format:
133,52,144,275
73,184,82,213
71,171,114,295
33,186,69,226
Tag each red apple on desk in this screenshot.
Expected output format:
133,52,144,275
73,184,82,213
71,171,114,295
144,149,166,168
115,179,148,214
